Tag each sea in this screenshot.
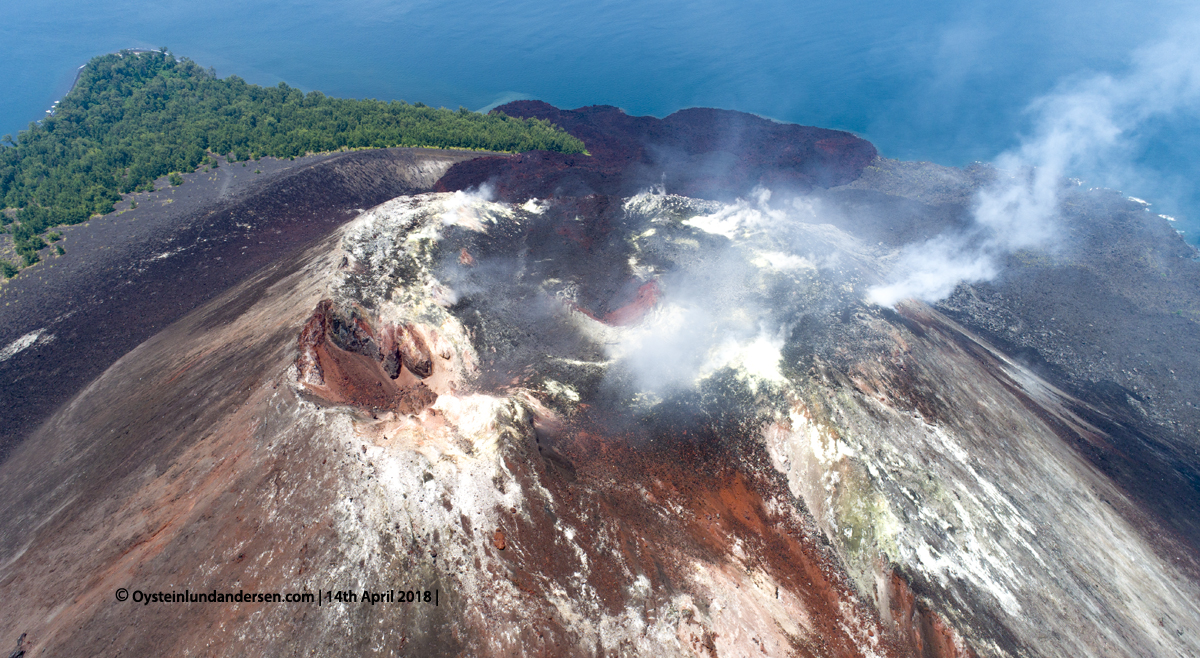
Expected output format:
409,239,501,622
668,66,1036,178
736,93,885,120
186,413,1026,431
1,0,1197,242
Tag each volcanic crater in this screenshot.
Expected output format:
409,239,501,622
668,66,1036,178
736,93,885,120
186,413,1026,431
0,103,1198,658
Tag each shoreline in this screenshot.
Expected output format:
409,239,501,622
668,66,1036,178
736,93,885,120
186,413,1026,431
44,48,162,118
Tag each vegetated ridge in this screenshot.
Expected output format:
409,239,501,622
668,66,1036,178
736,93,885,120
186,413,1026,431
0,49,586,273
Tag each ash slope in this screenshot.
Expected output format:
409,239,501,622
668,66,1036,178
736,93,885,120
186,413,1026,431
838,158,1200,554
1,184,1198,657
0,147,488,460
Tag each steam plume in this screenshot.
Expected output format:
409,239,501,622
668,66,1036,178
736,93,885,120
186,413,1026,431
868,21,1200,307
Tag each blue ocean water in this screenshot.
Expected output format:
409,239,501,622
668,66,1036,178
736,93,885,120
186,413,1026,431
1,0,1197,240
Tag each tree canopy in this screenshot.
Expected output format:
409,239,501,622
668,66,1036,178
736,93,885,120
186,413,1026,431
0,50,587,273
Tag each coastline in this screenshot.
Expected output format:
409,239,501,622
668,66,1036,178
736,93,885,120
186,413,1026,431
44,48,162,118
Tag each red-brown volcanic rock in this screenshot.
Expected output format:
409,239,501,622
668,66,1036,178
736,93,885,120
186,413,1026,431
602,280,661,326
296,300,437,414
887,571,977,658
435,101,877,201
529,424,917,657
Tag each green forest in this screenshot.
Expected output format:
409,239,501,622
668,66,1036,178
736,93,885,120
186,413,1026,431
0,49,586,273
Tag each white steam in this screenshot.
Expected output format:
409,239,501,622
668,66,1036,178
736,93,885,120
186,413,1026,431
607,300,787,395
868,23,1200,307
604,191,832,395
438,183,498,232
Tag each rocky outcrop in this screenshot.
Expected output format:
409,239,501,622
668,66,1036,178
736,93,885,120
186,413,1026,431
296,300,440,414
435,101,877,201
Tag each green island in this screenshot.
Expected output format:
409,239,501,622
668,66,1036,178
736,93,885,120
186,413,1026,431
0,49,586,275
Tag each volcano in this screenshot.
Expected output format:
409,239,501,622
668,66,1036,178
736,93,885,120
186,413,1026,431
0,105,1198,658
